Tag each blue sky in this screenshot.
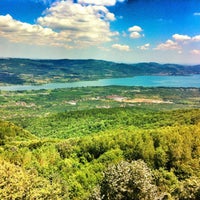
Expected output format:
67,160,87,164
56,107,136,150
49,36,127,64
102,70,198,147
0,0,200,64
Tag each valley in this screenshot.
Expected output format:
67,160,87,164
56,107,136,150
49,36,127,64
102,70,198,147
1,0,200,198
0,59,200,199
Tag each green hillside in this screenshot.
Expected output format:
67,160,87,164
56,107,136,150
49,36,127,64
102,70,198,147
0,120,37,144
0,58,200,85
0,107,200,199
22,107,200,139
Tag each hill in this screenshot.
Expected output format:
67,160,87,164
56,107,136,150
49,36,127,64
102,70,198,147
0,107,200,199
0,58,200,85
0,120,37,144
22,107,200,139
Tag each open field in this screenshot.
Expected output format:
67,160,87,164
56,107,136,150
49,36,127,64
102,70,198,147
1,86,200,122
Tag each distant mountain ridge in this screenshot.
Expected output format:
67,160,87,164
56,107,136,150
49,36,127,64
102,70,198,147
0,58,200,85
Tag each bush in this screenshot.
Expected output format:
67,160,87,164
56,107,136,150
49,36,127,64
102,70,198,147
98,160,161,200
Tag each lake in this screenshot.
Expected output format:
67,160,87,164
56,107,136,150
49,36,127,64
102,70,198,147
0,75,200,91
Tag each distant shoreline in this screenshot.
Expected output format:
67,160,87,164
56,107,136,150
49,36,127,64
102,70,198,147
1,75,200,91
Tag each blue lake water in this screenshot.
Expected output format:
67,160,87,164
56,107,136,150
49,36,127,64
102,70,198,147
0,75,200,91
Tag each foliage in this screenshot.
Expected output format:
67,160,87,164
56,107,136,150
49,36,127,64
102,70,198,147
0,104,200,199
99,160,160,200
0,121,36,144
175,176,200,200
1,86,200,123
0,159,66,199
21,107,200,139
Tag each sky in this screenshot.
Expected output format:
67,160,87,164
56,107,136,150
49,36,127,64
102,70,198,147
0,0,200,64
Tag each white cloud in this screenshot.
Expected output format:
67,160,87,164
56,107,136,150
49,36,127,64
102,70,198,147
191,49,200,55
172,34,200,43
112,44,130,51
0,14,60,46
130,32,142,39
172,34,191,42
105,12,116,21
155,40,181,50
194,12,200,16
138,43,150,50
37,0,117,47
154,34,200,54
128,25,143,39
192,35,200,41
128,25,143,32
0,0,119,49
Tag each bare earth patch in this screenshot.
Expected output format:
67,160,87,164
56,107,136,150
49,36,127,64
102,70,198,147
123,98,173,104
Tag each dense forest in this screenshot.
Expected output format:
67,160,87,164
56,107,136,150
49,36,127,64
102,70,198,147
0,105,200,199
0,58,200,85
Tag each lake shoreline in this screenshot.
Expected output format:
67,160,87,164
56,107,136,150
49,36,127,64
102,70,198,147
1,75,200,91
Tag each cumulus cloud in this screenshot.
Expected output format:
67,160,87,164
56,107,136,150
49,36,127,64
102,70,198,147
172,34,191,42
138,43,150,50
155,40,181,50
128,25,143,39
37,0,117,47
130,32,142,39
155,33,200,54
0,14,60,46
0,0,119,49
192,35,200,41
173,34,200,43
191,49,200,55
112,44,130,51
128,25,143,32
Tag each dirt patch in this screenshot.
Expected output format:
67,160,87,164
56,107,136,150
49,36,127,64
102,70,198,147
123,98,173,104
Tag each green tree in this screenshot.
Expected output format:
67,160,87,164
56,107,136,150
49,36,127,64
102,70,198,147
0,159,66,199
176,176,200,200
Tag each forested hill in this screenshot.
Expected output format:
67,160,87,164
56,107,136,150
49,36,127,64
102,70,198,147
1,107,200,199
0,58,200,85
